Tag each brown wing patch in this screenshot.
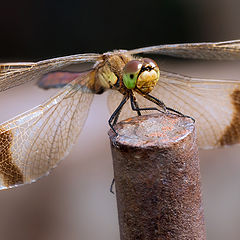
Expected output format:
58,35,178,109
37,71,87,89
219,89,240,146
0,128,23,187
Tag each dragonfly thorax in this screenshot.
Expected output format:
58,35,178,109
95,53,133,92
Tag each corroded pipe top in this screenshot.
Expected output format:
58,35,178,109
109,113,195,148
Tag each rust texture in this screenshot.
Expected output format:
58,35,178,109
109,113,206,240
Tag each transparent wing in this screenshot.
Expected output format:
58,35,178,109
0,53,102,92
108,71,240,149
128,40,240,60
0,75,94,189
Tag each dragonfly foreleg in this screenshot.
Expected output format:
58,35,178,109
130,93,141,116
108,94,129,134
112,96,127,126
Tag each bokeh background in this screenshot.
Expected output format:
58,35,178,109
1,0,240,239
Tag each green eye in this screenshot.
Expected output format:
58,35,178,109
123,72,138,89
123,60,142,89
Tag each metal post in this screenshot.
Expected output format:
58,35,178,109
109,113,206,240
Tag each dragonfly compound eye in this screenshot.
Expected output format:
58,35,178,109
142,58,158,68
137,58,160,93
123,60,142,89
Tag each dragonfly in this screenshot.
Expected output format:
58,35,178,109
1,39,240,190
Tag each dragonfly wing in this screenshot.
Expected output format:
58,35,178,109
0,76,94,189
108,71,240,149
37,71,89,89
153,71,240,148
0,53,101,92
128,40,240,60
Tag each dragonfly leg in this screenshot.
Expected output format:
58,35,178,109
141,93,167,111
131,93,141,116
143,93,195,122
108,94,129,134
166,106,195,122
112,96,128,126
110,178,115,194
130,93,165,114
112,111,121,126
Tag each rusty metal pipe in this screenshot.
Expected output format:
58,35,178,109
109,113,206,240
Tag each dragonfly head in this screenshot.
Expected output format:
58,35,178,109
122,58,160,93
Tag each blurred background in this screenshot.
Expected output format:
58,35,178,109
1,0,240,239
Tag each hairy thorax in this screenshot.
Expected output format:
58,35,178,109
94,52,134,93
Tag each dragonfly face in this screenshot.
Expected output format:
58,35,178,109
122,58,160,93
1,39,240,189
